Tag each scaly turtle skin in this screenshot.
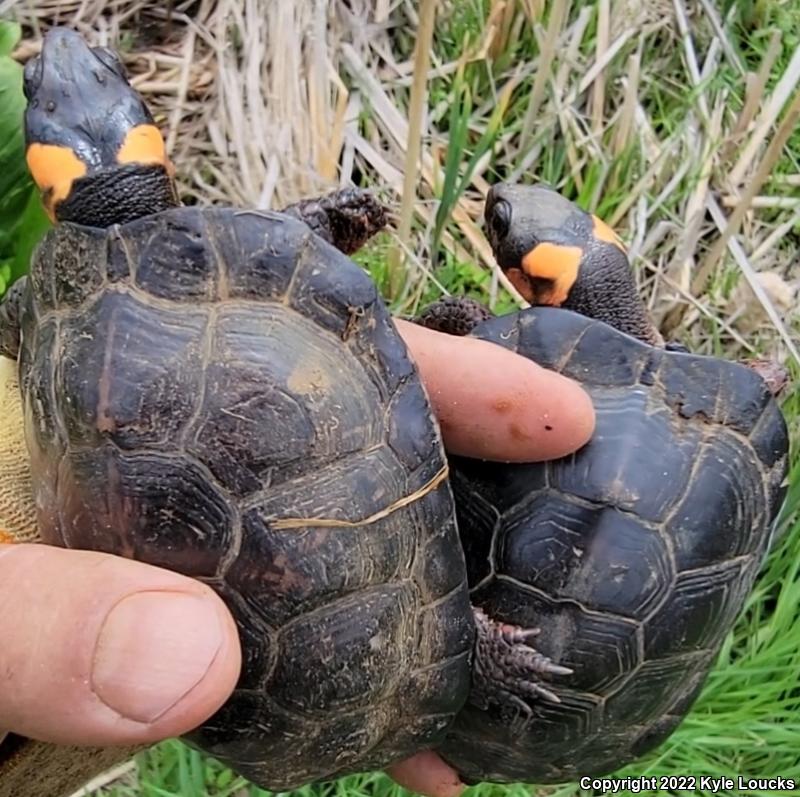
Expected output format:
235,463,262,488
0,30,567,794
423,184,790,783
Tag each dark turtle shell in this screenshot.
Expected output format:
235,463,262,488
17,207,474,790
436,307,788,783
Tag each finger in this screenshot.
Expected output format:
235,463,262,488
387,751,465,797
396,320,595,462
0,544,241,747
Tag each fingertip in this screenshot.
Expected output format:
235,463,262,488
90,581,242,742
387,751,466,797
0,545,241,746
488,362,595,463
397,320,595,463
550,370,596,455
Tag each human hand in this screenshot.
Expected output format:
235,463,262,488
396,320,594,463
0,322,593,789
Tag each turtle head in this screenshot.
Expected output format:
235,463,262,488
23,27,178,227
485,182,662,345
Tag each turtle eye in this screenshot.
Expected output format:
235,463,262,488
489,199,511,240
92,46,128,78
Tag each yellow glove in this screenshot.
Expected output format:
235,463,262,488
0,356,38,543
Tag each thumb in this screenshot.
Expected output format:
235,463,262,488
0,544,241,746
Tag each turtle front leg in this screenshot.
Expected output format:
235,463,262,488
414,296,493,336
281,188,389,255
470,606,572,731
0,277,26,360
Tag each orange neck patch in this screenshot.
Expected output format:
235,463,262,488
505,267,535,303
26,125,176,220
591,214,626,253
117,124,175,176
520,242,582,306
25,143,87,220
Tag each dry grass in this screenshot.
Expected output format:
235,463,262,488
3,0,800,794
5,0,798,369
6,0,362,207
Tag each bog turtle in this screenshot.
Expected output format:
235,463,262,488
418,184,790,782
0,28,568,793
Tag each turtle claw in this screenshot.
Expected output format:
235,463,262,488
469,606,571,729
507,625,544,643
544,662,574,677
495,620,574,679
515,677,563,704
508,695,534,734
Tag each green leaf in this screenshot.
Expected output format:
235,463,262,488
0,21,21,57
6,188,50,283
0,53,32,202
431,61,513,260
0,261,11,296
0,32,51,299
